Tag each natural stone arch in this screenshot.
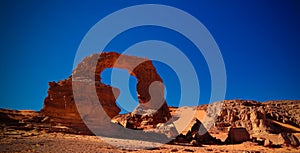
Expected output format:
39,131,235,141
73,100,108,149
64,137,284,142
41,52,171,130
74,52,171,124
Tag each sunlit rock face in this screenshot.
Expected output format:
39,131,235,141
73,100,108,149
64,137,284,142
41,52,171,133
214,100,300,134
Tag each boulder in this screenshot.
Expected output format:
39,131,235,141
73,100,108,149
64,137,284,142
175,119,221,145
225,127,250,144
263,138,272,147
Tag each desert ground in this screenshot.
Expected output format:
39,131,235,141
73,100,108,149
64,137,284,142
1,103,300,153
1,132,299,153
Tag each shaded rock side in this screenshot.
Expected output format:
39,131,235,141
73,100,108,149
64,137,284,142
41,52,171,133
280,132,300,147
174,119,221,145
225,127,250,144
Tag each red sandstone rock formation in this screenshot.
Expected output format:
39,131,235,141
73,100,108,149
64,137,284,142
208,100,300,134
174,118,221,145
225,127,250,144
41,52,171,134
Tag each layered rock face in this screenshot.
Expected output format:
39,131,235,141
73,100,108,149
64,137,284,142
213,100,267,133
212,100,300,134
264,100,300,128
41,52,171,134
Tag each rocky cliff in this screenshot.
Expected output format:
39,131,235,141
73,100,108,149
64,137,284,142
206,100,300,134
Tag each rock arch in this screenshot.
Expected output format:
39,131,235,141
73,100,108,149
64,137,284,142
41,52,171,130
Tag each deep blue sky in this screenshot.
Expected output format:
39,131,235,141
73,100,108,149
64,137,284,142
0,0,299,111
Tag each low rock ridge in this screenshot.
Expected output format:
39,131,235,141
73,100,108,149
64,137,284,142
205,100,300,134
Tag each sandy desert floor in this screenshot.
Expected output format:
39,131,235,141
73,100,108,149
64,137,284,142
1,131,299,153
1,105,300,152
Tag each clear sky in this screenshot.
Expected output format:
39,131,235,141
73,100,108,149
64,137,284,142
0,0,299,111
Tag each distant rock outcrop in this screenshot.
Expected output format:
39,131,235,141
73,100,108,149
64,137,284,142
264,100,300,128
213,100,266,133
41,52,171,134
211,100,300,134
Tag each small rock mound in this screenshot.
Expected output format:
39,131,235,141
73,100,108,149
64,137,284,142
174,119,221,145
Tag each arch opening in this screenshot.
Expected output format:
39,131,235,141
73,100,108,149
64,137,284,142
92,52,171,126
101,68,138,114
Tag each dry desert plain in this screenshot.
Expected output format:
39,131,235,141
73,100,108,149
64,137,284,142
1,100,300,153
